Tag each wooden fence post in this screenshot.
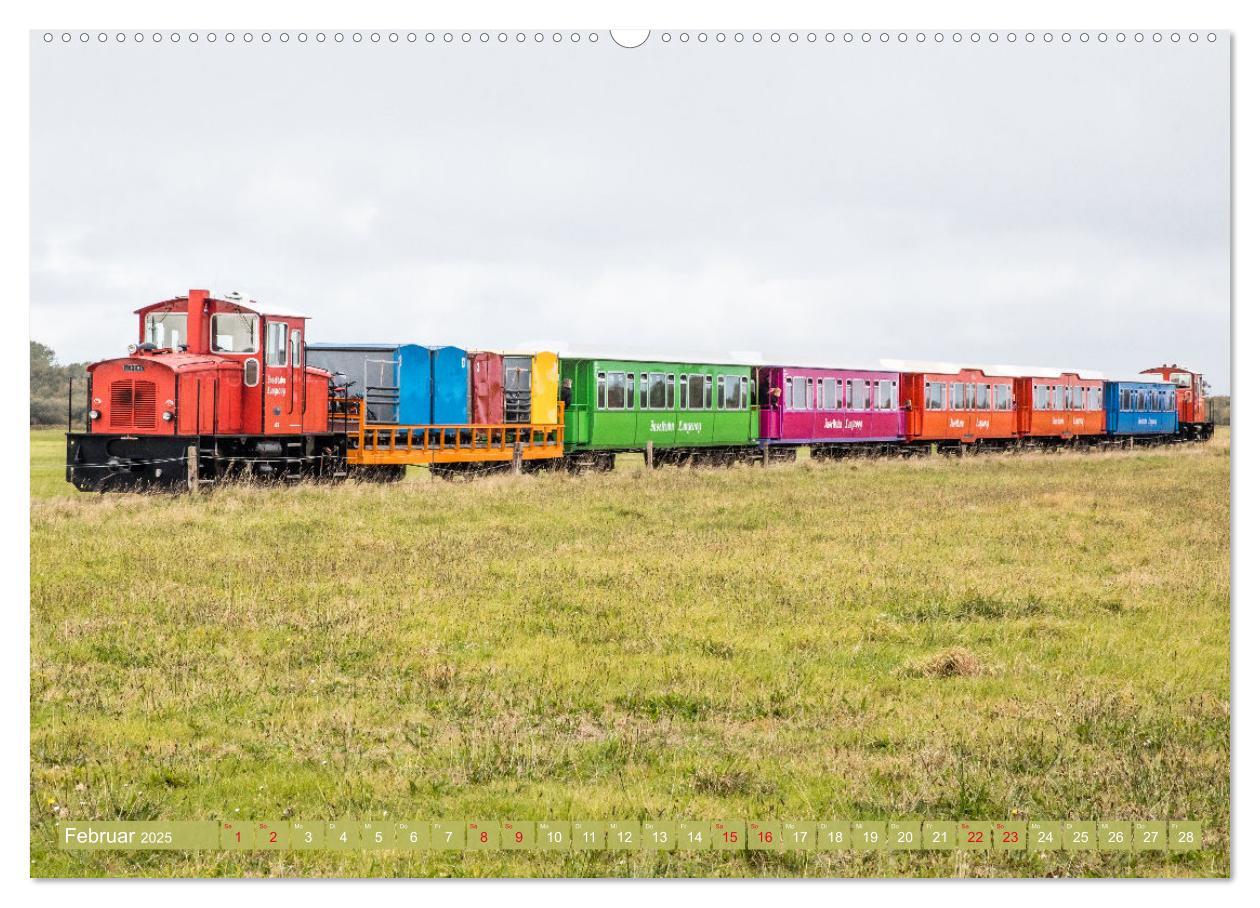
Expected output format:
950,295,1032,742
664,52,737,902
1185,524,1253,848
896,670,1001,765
645,440,654,469
511,441,523,475
187,445,199,493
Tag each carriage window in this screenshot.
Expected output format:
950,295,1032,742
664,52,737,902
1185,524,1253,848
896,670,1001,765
211,313,259,353
741,376,749,410
976,383,991,409
1071,386,1082,410
790,376,808,410
704,374,713,408
847,379,867,410
1120,389,1129,410
144,312,187,349
823,378,837,410
597,371,607,408
925,381,944,411
1034,384,1046,410
606,372,627,409
1091,387,1102,410
667,374,676,409
963,383,975,411
647,372,667,409
950,382,964,410
687,373,707,410
266,322,289,367
640,373,648,409
995,384,1011,411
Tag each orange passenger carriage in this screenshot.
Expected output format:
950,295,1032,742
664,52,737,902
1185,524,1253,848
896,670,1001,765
1014,372,1105,441
899,366,1019,449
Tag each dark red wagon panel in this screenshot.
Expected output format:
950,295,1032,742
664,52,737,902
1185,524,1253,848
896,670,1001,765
471,352,504,424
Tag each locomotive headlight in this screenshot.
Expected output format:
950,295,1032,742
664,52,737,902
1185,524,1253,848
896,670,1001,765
162,411,174,422
127,344,138,355
88,409,100,420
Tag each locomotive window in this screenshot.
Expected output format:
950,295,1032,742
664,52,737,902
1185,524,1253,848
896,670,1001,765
289,329,302,367
597,371,607,409
145,312,187,349
210,313,259,353
243,358,260,387
266,322,289,367
823,378,837,410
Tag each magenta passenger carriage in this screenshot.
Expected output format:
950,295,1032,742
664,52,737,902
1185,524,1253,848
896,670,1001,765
757,366,906,456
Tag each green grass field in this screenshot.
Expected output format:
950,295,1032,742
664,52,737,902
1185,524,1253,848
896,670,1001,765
29,428,1230,877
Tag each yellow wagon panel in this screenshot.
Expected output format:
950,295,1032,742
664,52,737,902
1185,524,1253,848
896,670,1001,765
531,351,559,425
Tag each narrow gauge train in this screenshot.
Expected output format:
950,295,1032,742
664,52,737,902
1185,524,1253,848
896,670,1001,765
64,290,1214,492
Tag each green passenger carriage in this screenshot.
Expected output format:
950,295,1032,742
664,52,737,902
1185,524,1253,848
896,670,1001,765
560,358,760,469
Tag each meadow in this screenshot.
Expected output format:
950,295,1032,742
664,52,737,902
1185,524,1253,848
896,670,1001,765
29,428,1230,877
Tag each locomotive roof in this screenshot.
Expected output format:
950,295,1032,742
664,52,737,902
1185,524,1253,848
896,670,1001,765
135,295,308,318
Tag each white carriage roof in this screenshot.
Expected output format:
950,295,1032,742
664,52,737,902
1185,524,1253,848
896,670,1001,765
877,359,1109,379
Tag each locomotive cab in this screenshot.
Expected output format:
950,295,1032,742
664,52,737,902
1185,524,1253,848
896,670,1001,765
1140,364,1214,441
66,289,343,491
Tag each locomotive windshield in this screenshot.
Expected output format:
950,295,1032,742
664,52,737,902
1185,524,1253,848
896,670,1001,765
144,312,187,348
210,313,259,353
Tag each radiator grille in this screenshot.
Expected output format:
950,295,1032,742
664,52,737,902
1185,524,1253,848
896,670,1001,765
109,380,157,429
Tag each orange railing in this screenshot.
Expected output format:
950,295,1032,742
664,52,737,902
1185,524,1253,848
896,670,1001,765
332,397,566,465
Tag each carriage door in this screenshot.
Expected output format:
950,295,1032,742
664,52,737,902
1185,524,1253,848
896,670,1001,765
263,319,301,434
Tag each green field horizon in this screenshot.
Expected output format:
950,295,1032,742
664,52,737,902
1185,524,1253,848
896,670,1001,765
29,428,1230,877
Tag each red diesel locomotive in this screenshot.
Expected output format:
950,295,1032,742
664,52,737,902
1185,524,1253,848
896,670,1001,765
66,290,347,491
1141,363,1216,441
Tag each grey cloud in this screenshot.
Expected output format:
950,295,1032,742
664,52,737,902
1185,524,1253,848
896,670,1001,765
31,34,1230,390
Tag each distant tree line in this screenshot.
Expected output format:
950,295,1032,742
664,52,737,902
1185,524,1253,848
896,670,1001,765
31,342,89,427
1207,396,1230,426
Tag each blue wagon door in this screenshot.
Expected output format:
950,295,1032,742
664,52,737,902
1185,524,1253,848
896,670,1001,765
430,346,470,425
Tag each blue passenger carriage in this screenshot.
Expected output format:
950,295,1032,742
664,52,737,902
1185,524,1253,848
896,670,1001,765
1104,379,1179,437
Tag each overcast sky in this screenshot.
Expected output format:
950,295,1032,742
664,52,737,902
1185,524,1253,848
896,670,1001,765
31,31,1230,390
